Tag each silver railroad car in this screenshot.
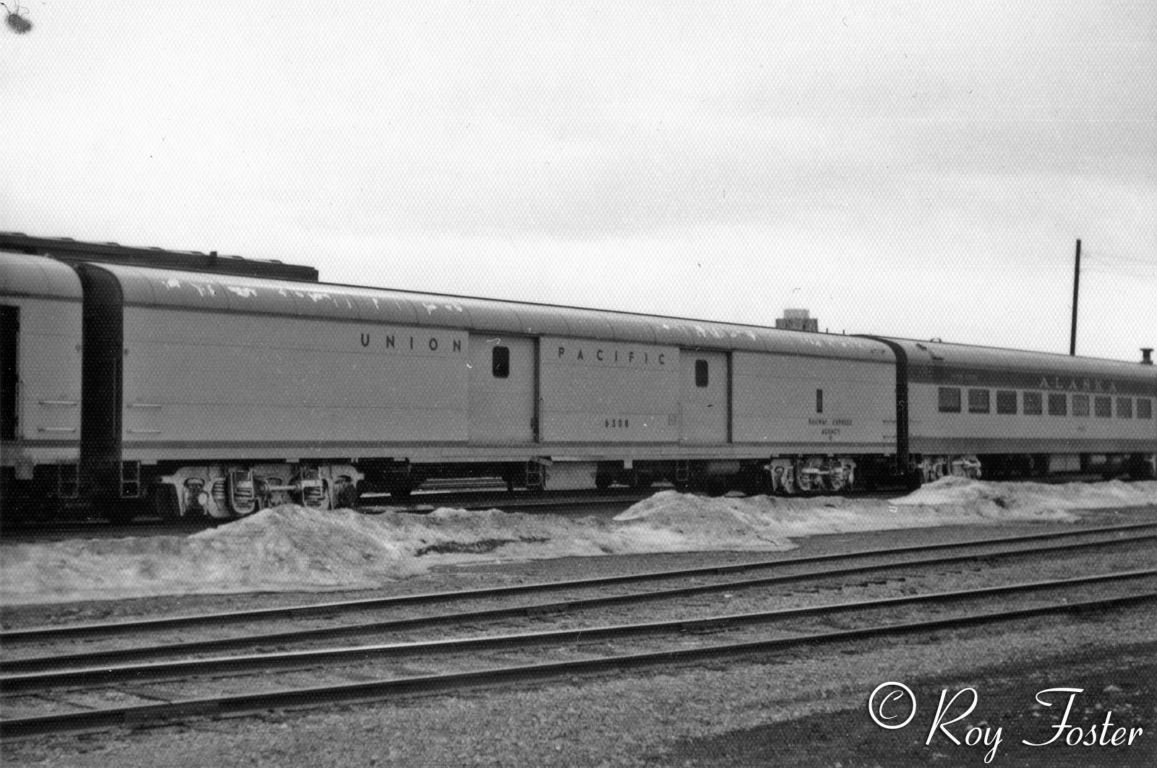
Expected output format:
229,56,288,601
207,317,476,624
0,253,85,514
876,338,1157,480
71,262,901,518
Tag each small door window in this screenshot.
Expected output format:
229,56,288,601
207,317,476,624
816,389,823,414
492,346,510,378
695,359,709,388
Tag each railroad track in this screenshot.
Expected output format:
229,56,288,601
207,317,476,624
2,522,1155,739
4,568,1154,692
0,488,657,542
2,584,1153,739
4,520,1155,643
366,486,661,514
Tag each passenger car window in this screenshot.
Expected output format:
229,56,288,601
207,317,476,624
1117,397,1133,418
938,387,961,413
1095,396,1112,418
1023,391,1043,415
968,389,990,414
1139,398,1153,419
1048,393,1067,416
1072,394,1090,417
996,390,1017,415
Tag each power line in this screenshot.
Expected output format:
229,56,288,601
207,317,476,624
1083,266,1157,282
1084,252,1156,267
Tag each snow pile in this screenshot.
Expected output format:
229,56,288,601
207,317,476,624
893,477,1157,515
614,480,1090,542
0,509,424,606
1,479,1155,605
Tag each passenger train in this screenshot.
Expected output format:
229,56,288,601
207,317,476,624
2,233,1154,522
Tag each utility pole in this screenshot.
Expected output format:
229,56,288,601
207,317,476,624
1069,239,1081,356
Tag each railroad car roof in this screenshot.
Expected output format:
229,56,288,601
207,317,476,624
884,337,1157,388
0,252,84,300
86,262,893,361
0,232,319,282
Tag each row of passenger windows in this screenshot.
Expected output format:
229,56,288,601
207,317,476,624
938,387,1153,419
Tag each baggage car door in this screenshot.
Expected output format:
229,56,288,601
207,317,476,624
468,335,536,444
681,350,728,443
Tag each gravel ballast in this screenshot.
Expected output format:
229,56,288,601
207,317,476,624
3,610,1152,766
4,512,1156,767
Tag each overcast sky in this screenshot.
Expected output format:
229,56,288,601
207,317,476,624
2,1,1154,361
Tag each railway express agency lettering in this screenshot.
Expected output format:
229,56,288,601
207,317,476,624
809,417,853,438
357,329,465,355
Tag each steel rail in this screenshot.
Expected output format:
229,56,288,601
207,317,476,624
3,521,1155,644
0,488,647,538
2,589,1154,740
6,531,1157,674
418,488,654,512
3,568,1153,693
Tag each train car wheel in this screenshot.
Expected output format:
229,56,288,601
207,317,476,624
776,469,795,496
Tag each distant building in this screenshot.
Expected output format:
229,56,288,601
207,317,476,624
776,309,819,333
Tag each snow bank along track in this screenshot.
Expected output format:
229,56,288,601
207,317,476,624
0,487,658,541
2,522,1155,739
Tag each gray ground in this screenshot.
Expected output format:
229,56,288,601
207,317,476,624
3,509,1155,767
